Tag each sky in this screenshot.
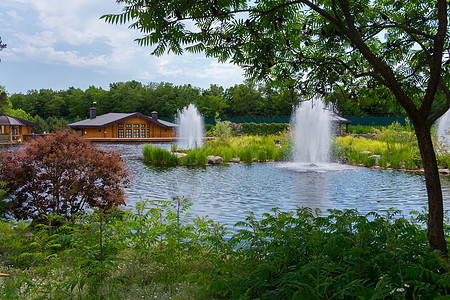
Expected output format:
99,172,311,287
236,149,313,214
0,0,245,95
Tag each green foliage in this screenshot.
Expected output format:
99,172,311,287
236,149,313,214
0,37,6,52
435,144,450,169
235,122,289,136
45,116,69,132
217,208,448,299
30,115,47,133
331,122,445,169
0,131,131,221
143,136,289,165
102,0,448,119
8,81,297,122
212,119,233,142
4,108,31,121
348,125,383,135
142,144,179,164
0,181,7,220
0,204,447,299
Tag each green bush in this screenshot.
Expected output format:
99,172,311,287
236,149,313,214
348,124,383,134
236,122,289,136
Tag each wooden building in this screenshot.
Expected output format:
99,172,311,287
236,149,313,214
0,114,35,144
67,105,177,140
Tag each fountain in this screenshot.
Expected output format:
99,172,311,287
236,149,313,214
277,97,349,173
291,98,332,164
175,104,205,149
437,110,450,145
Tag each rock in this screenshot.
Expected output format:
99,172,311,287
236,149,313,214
369,155,380,165
207,155,224,164
229,157,241,163
340,156,349,164
439,169,450,175
252,158,258,163
360,151,371,155
173,152,187,158
275,144,282,149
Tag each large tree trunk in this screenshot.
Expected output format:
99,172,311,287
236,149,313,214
415,122,448,257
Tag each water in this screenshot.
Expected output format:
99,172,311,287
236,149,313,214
291,99,331,164
438,110,450,145
175,104,204,149
105,144,450,228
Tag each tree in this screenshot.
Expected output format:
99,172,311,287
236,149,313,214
0,131,130,221
103,1,450,255
31,115,47,133
197,84,228,118
0,37,6,62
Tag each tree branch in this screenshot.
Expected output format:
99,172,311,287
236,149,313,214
420,0,447,118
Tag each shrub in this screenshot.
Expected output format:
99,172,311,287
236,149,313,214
0,131,131,221
348,124,383,134
235,122,289,136
213,119,233,144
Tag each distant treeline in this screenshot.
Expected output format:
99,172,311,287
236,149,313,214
5,80,409,133
9,81,294,121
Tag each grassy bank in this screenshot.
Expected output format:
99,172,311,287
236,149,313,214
143,135,291,165
0,198,449,299
333,122,450,170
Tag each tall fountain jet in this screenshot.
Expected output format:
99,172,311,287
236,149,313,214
291,98,332,164
175,104,205,149
437,110,450,146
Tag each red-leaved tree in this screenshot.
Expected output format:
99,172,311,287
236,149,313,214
0,131,131,220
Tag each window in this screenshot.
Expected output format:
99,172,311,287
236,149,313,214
118,124,124,128
147,129,150,138
134,124,139,128
126,124,132,128
147,124,151,128
125,129,132,138
141,124,145,128
98,128,102,132
118,129,124,138
133,129,139,138
141,129,145,137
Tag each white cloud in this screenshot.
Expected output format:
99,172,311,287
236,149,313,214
0,0,244,93
14,31,57,47
6,10,22,22
4,45,108,67
195,61,243,81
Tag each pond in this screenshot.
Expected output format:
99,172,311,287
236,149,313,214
104,144,450,226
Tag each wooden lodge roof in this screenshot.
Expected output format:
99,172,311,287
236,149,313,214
67,112,177,129
0,114,34,126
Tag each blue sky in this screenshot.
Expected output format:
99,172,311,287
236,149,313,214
0,0,245,95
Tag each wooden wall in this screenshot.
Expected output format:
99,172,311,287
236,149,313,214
0,125,34,135
79,116,176,138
